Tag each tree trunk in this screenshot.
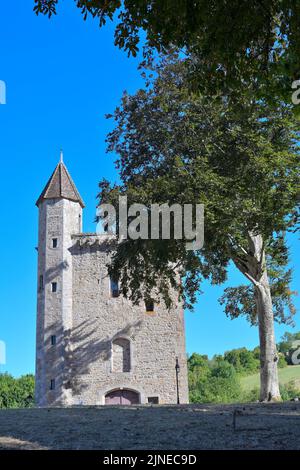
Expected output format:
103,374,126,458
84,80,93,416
255,268,281,401
233,232,281,402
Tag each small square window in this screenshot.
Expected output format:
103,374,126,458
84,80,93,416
52,238,58,248
110,277,120,298
50,379,55,390
148,397,159,404
51,335,56,346
51,282,57,293
145,300,154,312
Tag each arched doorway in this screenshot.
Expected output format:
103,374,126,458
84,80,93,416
105,389,140,405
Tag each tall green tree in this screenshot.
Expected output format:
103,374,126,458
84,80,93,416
98,57,299,401
34,0,300,101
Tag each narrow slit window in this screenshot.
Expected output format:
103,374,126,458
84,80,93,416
50,379,55,390
51,335,56,346
145,300,154,313
52,238,58,248
110,277,120,298
39,275,44,291
51,282,57,293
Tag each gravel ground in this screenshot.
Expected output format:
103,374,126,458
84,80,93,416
0,403,299,450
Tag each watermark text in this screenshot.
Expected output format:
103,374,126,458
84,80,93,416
0,80,6,105
97,197,204,251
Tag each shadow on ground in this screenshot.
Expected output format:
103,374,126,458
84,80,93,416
0,403,299,450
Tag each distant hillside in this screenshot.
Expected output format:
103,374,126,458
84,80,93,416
241,365,300,391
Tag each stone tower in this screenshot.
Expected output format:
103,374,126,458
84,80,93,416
35,155,189,406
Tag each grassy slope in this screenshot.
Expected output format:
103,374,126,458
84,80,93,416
241,365,300,391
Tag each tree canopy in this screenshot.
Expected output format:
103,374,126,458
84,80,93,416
0,374,35,409
34,0,300,100
98,55,300,400
99,56,299,317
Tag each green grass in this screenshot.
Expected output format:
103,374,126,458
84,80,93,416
241,365,300,391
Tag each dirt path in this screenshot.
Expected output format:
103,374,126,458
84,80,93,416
0,403,299,450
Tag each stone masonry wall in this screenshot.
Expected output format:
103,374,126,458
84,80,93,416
69,235,189,405
35,198,82,406
36,201,189,407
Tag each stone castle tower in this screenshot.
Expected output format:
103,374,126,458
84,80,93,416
35,155,189,406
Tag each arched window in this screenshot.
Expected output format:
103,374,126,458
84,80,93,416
112,338,131,373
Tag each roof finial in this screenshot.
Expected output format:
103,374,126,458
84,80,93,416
60,149,64,163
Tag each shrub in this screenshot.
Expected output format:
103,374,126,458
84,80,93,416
242,387,260,403
280,381,300,401
0,373,35,409
278,353,288,369
224,348,260,376
189,359,242,404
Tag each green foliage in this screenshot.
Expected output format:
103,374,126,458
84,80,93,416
219,286,257,326
98,56,299,327
239,381,299,403
279,382,300,401
242,387,260,403
188,353,210,379
188,354,242,404
188,343,293,403
278,353,288,369
0,374,35,409
252,346,260,361
224,348,260,376
34,1,300,102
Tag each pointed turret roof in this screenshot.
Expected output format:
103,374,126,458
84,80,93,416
36,155,85,208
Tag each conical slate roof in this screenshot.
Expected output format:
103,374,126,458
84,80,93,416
36,159,85,208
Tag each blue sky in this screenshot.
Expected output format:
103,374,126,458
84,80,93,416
0,1,299,377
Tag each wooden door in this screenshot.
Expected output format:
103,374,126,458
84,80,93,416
105,389,139,405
